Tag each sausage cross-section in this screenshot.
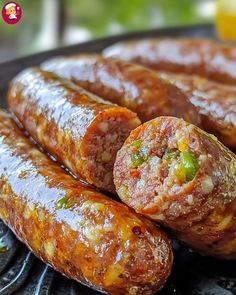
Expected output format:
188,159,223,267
0,109,173,294
41,55,200,124
7,68,141,193
114,116,236,259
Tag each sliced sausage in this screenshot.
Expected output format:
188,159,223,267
114,116,236,259
7,68,141,193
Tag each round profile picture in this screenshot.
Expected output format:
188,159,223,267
2,2,22,25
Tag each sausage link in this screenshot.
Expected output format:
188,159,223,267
103,38,236,85
7,68,141,193
159,71,236,151
41,55,200,125
114,116,236,259
0,109,173,295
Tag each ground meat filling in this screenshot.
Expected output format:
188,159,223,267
82,112,140,192
114,117,236,259
117,123,207,216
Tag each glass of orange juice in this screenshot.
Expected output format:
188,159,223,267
216,0,236,41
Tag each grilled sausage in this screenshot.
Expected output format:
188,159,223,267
7,68,141,193
159,72,236,151
114,116,236,259
0,109,173,295
103,38,236,85
41,55,200,124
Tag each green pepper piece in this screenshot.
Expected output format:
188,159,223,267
163,150,179,162
180,151,199,181
173,163,187,182
130,146,148,167
56,197,75,210
130,139,142,148
56,197,67,209
131,152,146,167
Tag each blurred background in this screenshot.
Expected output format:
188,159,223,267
0,0,217,63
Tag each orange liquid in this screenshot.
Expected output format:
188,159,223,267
216,12,236,41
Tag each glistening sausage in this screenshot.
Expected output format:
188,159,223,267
114,116,236,259
159,71,236,150
7,68,141,193
103,38,236,85
41,55,200,124
0,109,173,295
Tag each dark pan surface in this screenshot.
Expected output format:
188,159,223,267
0,24,235,295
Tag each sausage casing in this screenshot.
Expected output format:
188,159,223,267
159,71,236,150
7,68,141,193
41,55,200,124
0,109,173,294
103,38,236,85
114,116,236,259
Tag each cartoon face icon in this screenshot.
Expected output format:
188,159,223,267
2,1,22,24
5,3,17,20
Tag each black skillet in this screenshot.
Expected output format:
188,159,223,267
0,24,235,295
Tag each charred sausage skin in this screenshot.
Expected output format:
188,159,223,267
0,110,173,295
7,68,141,193
103,38,236,85
42,55,200,125
114,116,236,259
159,71,236,151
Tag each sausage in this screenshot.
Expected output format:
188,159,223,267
159,71,236,151
41,55,236,150
114,116,236,259
41,55,200,124
7,68,141,193
0,109,173,295
103,38,236,85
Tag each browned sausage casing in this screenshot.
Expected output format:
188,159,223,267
114,116,236,259
159,72,236,151
0,109,173,295
41,55,200,124
103,38,236,85
7,68,141,193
